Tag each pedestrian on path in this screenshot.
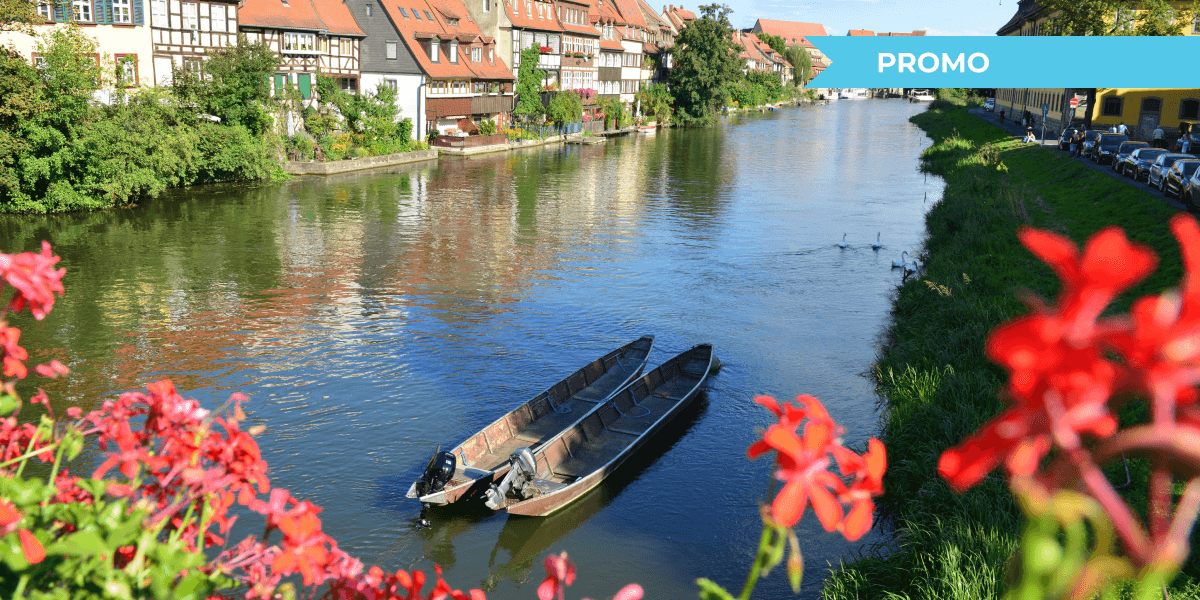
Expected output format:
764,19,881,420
1154,125,1165,148
1073,130,1086,158
1117,122,1129,135
1023,127,1037,143
1109,124,1118,133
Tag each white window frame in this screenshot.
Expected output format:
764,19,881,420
472,46,481,62
182,2,198,29
117,55,137,84
450,39,458,63
283,32,319,53
210,3,226,32
72,0,92,22
37,2,52,20
151,0,167,26
385,78,397,90
386,41,397,59
430,40,439,62
483,0,490,12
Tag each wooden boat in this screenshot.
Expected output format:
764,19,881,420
495,344,715,517
407,336,655,506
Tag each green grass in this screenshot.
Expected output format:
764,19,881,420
820,105,1194,599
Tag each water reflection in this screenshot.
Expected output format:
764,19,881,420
0,99,943,599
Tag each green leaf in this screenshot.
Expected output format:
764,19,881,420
695,578,735,600
47,529,106,556
0,393,18,415
760,527,786,576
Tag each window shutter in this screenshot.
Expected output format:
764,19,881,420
132,0,143,25
96,0,112,24
54,1,65,22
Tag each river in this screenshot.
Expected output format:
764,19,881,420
1,98,943,599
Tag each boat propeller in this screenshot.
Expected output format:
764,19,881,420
484,447,538,510
412,445,456,528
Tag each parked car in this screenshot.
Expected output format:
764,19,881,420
1163,159,1200,199
1148,154,1198,190
1112,141,1150,173
1058,128,1081,151
1080,130,1103,158
1124,148,1170,180
1092,133,1129,164
1184,165,1200,207
984,98,996,112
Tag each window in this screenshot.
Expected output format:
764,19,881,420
1102,96,1123,117
526,1,530,17
385,78,397,90
411,7,419,19
283,32,318,52
489,48,493,61
366,4,372,15
483,0,490,12
430,40,439,61
1142,97,1162,112
450,39,458,63
338,77,357,92
537,3,543,18
386,41,397,59
423,10,432,19
183,58,202,74
112,0,132,23
211,4,226,31
182,2,198,29
472,46,481,62
116,54,137,85
72,0,92,22
151,0,167,26
1181,99,1200,120
37,2,52,20
1194,13,1199,33
31,53,47,69
341,38,352,54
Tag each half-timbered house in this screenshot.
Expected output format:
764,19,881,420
238,0,365,101
147,0,239,85
387,0,515,136
505,0,561,87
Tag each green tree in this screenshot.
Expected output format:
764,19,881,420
785,46,812,85
514,46,546,124
1041,0,1196,35
668,3,742,124
0,0,40,33
546,90,582,127
755,32,786,56
196,35,277,134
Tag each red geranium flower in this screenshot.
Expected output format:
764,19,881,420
538,551,576,600
938,226,1156,492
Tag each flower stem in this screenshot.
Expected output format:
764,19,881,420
1150,460,1172,540
13,574,29,599
0,439,60,471
1073,447,1152,565
13,430,42,477
737,526,773,600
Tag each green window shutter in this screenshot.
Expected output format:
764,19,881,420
132,0,143,25
53,1,65,22
96,0,112,24
298,73,311,98
274,73,284,95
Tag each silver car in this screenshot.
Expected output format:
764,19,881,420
1124,148,1170,180
1148,153,1197,189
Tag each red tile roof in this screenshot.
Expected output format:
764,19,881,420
876,30,927,36
504,0,563,32
846,28,874,36
240,0,326,33
382,0,513,79
752,18,825,48
610,0,647,30
599,38,624,50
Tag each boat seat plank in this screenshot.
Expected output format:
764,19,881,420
511,397,595,442
548,431,630,480
574,365,642,401
606,426,644,436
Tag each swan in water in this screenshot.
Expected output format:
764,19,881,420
872,233,883,251
838,233,849,249
892,251,908,269
903,260,920,276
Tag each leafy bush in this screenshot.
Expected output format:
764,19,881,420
478,119,497,136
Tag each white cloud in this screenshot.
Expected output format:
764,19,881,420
824,25,840,35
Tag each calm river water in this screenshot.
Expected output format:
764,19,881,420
2,99,942,599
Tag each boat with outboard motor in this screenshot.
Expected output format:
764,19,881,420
406,336,655,512
483,344,717,517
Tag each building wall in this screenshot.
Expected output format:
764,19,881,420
360,72,425,138
1,21,156,89
348,0,422,75
149,0,239,85
461,0,512,67
1090,89,1200,139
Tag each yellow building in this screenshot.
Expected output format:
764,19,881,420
994,0,1199,141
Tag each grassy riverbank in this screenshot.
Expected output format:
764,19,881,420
821,102,1200,599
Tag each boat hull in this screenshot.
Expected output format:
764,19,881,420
503,344,715,517
409,336,655,505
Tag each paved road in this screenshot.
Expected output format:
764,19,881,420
967,107,1189,212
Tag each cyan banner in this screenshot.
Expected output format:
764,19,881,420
811,36,1200,88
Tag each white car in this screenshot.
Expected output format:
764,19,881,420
984,98,996,112
1147,154,1196,190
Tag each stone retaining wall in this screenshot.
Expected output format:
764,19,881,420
282,149,439,175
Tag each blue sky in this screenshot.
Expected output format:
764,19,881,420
717,0,1013,36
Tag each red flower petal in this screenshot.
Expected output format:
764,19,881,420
808,484,843,532
771,479,808,528
19,529,44,564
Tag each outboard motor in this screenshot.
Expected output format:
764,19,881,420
414,448,457,498
412,447,456,528
484,447,538,510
